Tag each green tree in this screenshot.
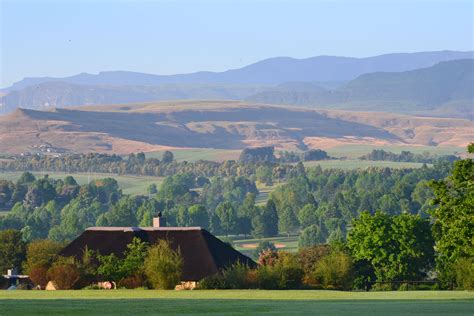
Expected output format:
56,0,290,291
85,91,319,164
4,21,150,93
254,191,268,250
262,199,278,237
162,151,174,164
120,237,149,278
187,205,209,228
215,201,237,235
144,240,183,289
298,225,324,248
429,145,474,285
298,204,318,229
0,229,26,274
347,211,434,283
24,239,63,273
279,207,298,236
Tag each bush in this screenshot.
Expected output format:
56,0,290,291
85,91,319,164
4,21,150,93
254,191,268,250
298,245,330,285
254,241,276,259
28,265,49,289
24,239,63,274
256,265,280,289
118,275,146,289
144,240,183,289
313,250,353,290
258,248,279,266
198,262,255,289
454,257,474,290
273,252,304,289
47,263,80,289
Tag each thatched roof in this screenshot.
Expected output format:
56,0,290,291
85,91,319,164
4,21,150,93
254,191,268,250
60,227,255,281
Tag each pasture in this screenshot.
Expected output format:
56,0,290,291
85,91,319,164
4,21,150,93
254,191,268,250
0,172,163,196
0,290,472,315
302,159,429,169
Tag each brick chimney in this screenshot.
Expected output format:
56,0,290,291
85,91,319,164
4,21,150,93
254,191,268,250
152,211,166,228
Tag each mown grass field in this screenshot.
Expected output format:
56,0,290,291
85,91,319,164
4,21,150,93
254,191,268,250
232,235,299,258
0,172,163,196
0,290,472,315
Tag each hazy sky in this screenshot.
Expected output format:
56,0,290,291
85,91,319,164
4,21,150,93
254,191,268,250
1,0,473,87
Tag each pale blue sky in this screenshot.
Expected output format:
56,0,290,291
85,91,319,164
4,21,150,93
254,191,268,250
1,0,473,87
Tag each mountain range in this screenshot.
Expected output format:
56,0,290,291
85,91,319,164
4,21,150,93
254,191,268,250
1,50,472,117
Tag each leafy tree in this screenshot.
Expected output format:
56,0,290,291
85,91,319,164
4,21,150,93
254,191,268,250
429,145,474,285
215,201,237,235
162,151,174,164
24,239,63,273
262,199,278,237
120,237,149,278
97,253,124,282
0,229,26,274
187,205,208,228
347,211,434,283
313,249,353,290
298,204,318,229
279,207,298,236
17,172,36,185
147,183,158,195
298,225,324,248
144,240,183,289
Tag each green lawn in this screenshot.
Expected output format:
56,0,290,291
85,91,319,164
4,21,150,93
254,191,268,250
0,290,472,315
232,235,299,257
0,172,163,196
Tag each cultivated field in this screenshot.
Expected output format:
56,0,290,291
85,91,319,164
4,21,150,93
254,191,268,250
0,172,163,196
302,159,429,169
0,290,472,315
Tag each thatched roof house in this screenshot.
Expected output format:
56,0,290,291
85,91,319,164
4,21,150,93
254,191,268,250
60,225,255,281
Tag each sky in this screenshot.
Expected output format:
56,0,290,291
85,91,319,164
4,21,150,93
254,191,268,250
0,0,473,88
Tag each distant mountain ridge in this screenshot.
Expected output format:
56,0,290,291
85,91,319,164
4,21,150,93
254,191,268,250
246,59,474,118
6,50,473,90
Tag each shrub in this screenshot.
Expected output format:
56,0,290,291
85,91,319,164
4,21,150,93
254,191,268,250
118,275,146,289
198,262,255,289
144,240,183,289
47,263,80,289
24,239,63,273
258,248,279,266
255,265,280,289
254,241,276,259
313,250,353,290
298,245,330,285
273,252,304,289
454,257,474,290
28,265,49,289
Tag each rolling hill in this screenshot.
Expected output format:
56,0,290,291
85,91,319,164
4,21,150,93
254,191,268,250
0,101,471,155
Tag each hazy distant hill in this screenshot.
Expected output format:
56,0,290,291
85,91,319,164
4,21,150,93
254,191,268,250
1,51,472,116
6,50,472,90
0,82,267,113
0,101,471,154
246,59,474,118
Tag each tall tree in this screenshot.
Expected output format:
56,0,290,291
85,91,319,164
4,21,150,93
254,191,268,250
347,211,434,283
429,144,474,284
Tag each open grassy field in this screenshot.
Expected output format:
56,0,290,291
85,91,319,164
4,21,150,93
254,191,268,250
232,235,299,258
0,172,163,196
325,144,463,159
0,290,471,315
145,148,241,162
303,159,429,169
